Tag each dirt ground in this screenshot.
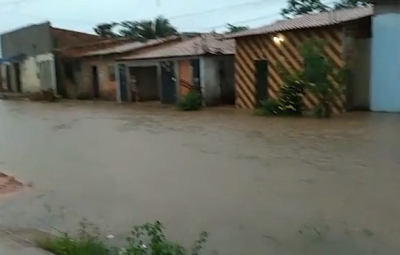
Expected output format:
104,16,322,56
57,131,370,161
0,100,399,254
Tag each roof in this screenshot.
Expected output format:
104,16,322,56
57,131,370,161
226,6,373,39
80,36,180,57
119,34,235,61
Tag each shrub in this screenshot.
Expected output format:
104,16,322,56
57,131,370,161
255,98,281,116
177,91,202,111
278,72,305,116
36,220,208,255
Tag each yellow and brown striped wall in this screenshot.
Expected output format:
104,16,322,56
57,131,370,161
234,25,344,113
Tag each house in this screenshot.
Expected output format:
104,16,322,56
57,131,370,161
58,36,182,100
368,0,400,112
0,22,102,94
226,6,374,113
115,34,236,106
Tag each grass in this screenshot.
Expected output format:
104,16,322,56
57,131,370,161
36,220,208,255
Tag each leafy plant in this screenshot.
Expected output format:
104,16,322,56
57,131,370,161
277,67,306,116
255,98,281,116
126,221,208,255
300,38,344,118
36,220,208,255
177,91,202,111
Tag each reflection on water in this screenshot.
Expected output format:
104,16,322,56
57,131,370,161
0,100,399,254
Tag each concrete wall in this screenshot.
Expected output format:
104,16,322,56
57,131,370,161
19,53,56,93
1,22,52,58
201,55,235,106
370,11,400,112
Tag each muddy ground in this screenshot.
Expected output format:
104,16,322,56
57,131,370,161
0,100,399,254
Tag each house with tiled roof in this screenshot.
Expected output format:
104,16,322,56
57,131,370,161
227,1,400,113
115,34,236,106
57,36,181,100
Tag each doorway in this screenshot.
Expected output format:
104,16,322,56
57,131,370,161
160,61,176,104
6,65,11,91
218,58,235,105
13,63,21,92
255,59,268,107
91,66,99,98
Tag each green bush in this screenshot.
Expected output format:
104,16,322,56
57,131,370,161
36,220,208,255
278,72,305,116
255,98,281,116
177,91,202,111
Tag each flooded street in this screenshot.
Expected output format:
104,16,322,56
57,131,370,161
0,100,400,254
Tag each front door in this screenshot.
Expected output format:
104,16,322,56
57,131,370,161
91,66,99,98
14,63,21,92
161,61,176,104
255,60,268,107
118,64,128,102
191,59,201,96
6,65,11,91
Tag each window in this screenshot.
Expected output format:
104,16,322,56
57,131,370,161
108,65,116,82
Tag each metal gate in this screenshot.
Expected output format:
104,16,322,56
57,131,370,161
161,61,176,104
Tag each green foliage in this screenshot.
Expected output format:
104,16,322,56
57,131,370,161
94,16,178,41
255,98,282,116
278,68,306,116
226,24,249,33
281,0,328,18
300,38,345,118
37,220,208,255
281,0,370,18
126,221,208,255
334,0,370,9
255,70,305,117
36,219,108,255
177,91,202,111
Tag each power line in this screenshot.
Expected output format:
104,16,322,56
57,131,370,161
165,0,269,20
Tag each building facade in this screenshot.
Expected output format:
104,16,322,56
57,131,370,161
0,22,102,94
116,35,236,106
228,7,373,113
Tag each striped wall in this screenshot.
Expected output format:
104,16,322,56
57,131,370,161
235,25,345,112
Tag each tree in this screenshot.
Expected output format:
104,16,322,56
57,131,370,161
333,0,370,9
118,16,178,41
93,23,118,38
281,0,328,19
226,23,249,33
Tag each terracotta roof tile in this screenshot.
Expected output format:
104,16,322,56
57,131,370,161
80,36,180,56
120,34,235,61
226,6,373,38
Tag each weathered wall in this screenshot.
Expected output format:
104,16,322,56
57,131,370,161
370,11,400,112
235,26,344,112
1,22,52,58
20,53,56,93
51,28,102,49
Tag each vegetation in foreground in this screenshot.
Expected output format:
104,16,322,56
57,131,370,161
255,38,345,118
177,91,202,111
36,220,208,255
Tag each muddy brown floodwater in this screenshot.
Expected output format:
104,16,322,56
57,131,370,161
0,100,399,254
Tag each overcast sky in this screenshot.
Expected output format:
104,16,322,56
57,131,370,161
0,0,288,34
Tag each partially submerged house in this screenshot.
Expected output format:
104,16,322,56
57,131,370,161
59,36,182,100
226,7,374,113
0,22,102,94
116,34,236,105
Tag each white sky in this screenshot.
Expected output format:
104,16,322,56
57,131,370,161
0,0,289,34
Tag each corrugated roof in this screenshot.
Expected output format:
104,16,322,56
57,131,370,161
120,34,235,61
80,36,180,56
226,6,373,39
